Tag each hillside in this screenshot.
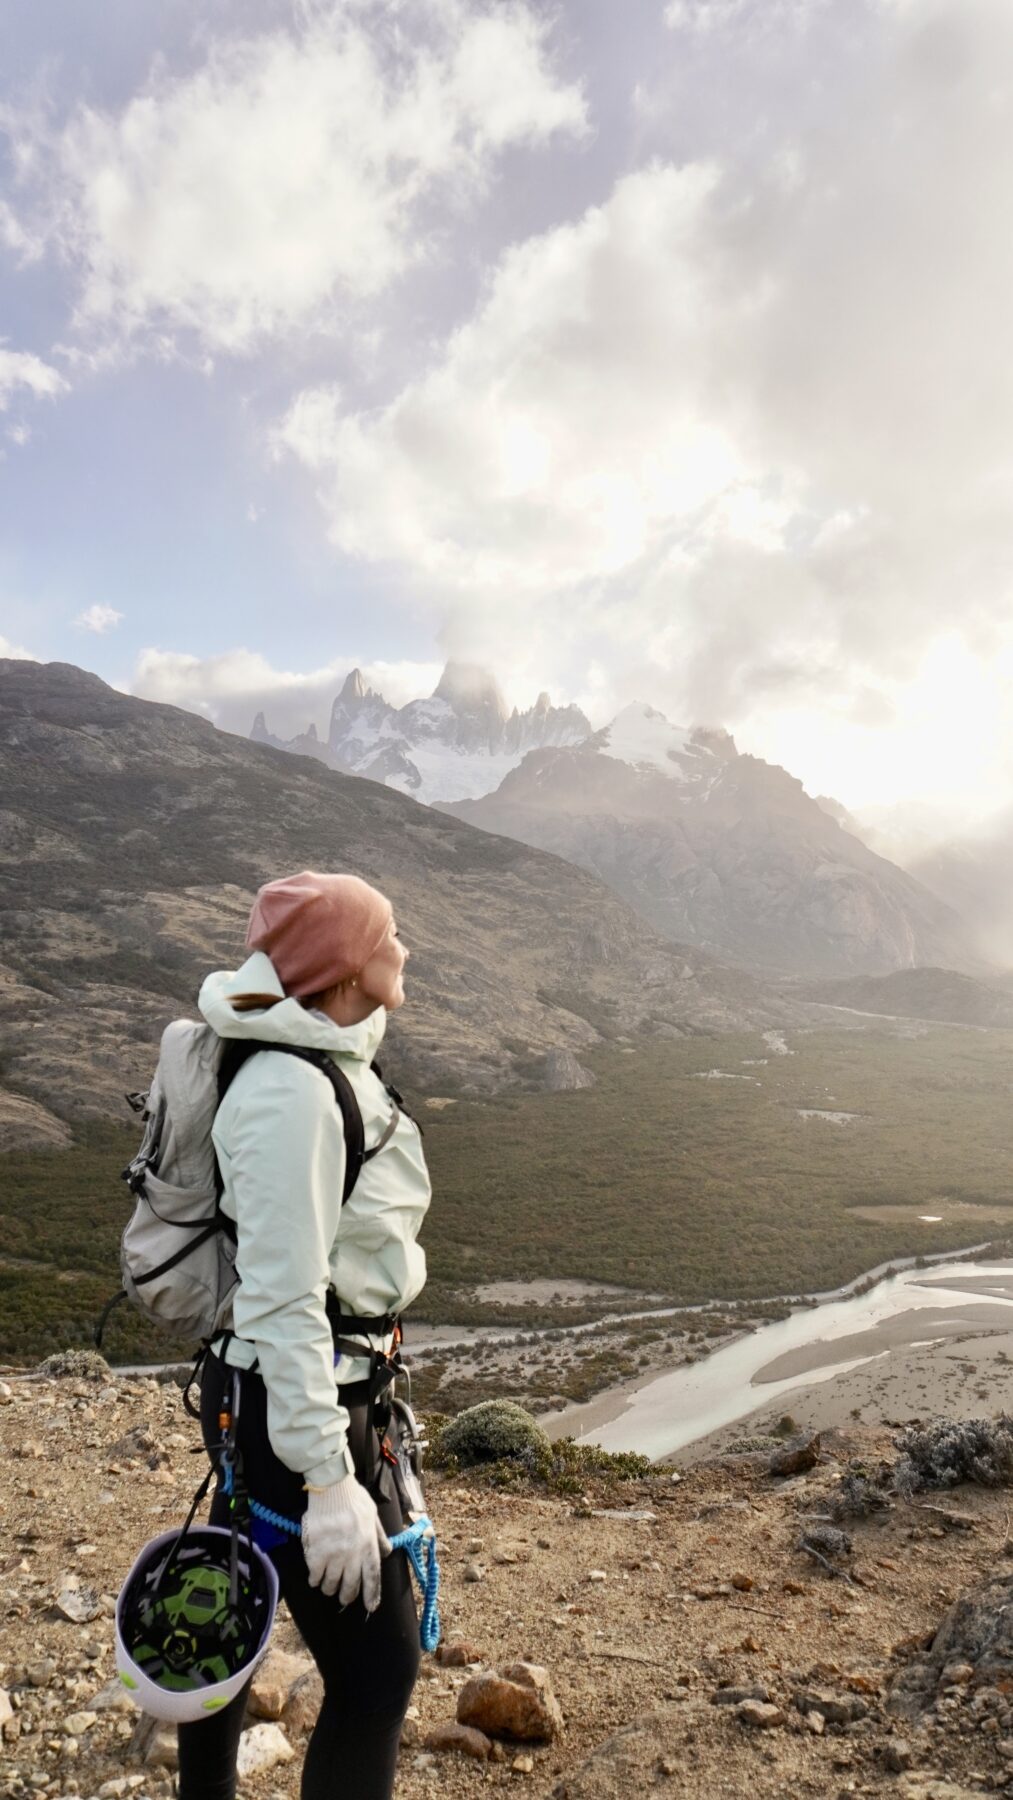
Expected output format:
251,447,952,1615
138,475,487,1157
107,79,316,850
0,660,793,1151
440,718,978,980
795,968,1013,1030
2,1362,1011,1799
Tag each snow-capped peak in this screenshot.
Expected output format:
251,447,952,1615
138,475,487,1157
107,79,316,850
599,702,698,779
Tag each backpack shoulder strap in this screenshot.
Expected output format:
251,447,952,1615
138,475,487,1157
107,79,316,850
217,1040,365,1204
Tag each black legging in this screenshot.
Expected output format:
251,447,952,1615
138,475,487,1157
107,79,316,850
177,1350,420,1800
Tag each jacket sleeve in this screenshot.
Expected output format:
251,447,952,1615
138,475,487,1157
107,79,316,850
219,1054,356,1489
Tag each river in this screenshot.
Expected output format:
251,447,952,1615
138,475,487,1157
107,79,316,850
540,1258,1013,1461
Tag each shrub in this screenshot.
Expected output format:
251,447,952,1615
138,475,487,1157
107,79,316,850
35,1348,112,1381
893,1416,1013,1493
434,1400,551,1468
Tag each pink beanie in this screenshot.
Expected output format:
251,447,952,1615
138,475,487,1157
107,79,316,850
245,871,393,997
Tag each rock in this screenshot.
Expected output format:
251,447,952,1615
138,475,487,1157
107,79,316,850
89,1678,137,1714
62,1712,97,1735
284,1670,324,1737
0,1381,13,1404
0,1690,13,1726
731,1572,754,1591
457,1662,563,1743
98,1781,130,1797
55,1582,100,1624
248,1648,314,1721
794,1689,864,1726
710,1686,772,1707
15,1440,45,1460
512,1751,535,1774
735,1700,785,1728
26,1660,56,1687
463,1562,485,1583
587,1571,607,1583
543,1049,595,1092
436,1642,484,1667
425,1722,491,1759
883,1739,914,1772
236,1722,295,1777
804,1710,825,1734
940,1661,974,1687
139,1720,178,1771
769,1434,821,1476
465,1538,485,1555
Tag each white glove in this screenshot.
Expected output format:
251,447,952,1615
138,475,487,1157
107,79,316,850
302,1474,392,1609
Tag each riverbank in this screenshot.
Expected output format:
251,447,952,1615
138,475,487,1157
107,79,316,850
542,1257,1013,1463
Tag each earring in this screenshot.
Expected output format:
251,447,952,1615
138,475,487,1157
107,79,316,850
350,977,357,988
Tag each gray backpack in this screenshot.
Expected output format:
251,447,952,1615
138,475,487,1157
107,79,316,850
96,1021,369,1348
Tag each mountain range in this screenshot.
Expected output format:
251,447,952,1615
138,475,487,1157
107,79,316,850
254,669,978,980
252,660,590,804
0,659,796,1151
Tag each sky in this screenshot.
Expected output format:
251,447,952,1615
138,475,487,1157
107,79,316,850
3,0,1013,845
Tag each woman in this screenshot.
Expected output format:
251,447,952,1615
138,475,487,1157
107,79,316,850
177,870,431,1800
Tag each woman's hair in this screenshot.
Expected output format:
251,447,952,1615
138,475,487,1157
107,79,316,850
227,979,355,1015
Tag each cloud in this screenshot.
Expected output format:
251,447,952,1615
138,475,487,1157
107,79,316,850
128,645,444,740
4,0,585,356
0,633,38,660
74,603,123,634
276,0,1013,821
0,346,67,409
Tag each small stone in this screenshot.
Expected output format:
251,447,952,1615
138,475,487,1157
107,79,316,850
587,1571,607,1583
413,1752,437,1770
0,1381,13,1404
782,1580,808,1596
883,1739,914,1772
941,1662,975,1688
736,1700,785,1729
805,1711,825,1735
425,1722,491,1759
512,1753,534,1775
462,1562,485,1584
465,1538,484,1555
235,1722,294,1777
88,1679,136,1715
0,1690,13,1726
731,1572,755,1591
26,1661,57,1687
62,1713,96,1736
711,1686,772,1707
55,1585,100,1625
436,1643,484,1668
98,1781,129,1797
15,1440,45,1460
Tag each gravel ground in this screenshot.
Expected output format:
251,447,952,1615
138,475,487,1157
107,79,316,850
2,1368,1012,1798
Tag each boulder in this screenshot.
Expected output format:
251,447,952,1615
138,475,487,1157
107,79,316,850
457,1661,563,1743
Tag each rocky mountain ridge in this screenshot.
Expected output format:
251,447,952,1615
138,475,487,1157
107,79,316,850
253,666,982,980
0,658,796,1150
440,717,979,980
252,660,591,804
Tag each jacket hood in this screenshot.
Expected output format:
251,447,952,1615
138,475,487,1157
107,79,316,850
198,950,388,1063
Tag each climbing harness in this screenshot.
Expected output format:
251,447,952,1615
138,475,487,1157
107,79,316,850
217,1358,440,1652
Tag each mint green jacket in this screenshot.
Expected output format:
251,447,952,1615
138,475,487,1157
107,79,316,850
198,951,431,1488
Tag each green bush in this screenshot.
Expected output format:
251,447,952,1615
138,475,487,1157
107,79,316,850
434,1400,551,1468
